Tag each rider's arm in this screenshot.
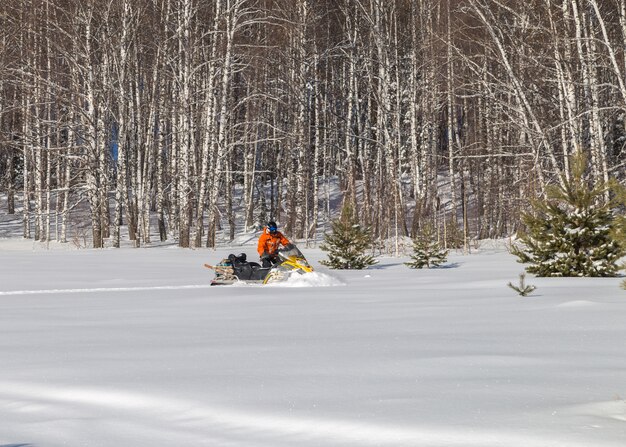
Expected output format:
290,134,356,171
279,232,290,247
258,234,268,257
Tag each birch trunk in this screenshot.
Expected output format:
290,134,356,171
344,1,358,211
193,0,221,247
84,8,103,248
294,0,309,240
6,154,15,215
177,0,193,248
207,0,239,247
446,0,457,226
309,39,322,242
408,0,422,228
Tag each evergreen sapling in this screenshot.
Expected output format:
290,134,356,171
320,203,377,269
508,273,537,297
405,224,448,269
512,151,625,277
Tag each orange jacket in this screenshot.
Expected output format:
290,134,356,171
257,227,290,257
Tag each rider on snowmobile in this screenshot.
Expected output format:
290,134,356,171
257,221,292,267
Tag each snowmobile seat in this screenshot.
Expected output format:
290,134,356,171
233,264,269,281
226,254,271,281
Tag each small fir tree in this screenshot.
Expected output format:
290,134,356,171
507,273,537,297
512,151,625,277
320,203,377,269
405,224,448,269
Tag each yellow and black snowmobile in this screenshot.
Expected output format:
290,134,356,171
204,245,313,286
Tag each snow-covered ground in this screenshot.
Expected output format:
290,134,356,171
0,239,625,447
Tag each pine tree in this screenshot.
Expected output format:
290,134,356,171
405,224,448,269
320,203,377,269
507,273,537,296
512,151,625,277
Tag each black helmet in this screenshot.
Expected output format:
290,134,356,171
267,221,278,232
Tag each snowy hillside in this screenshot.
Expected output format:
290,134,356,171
1,241,625,447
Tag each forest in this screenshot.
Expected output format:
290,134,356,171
0,0,625,249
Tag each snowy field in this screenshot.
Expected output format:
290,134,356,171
1,239,625,447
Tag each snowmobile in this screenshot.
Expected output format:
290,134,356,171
204,245,314,286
